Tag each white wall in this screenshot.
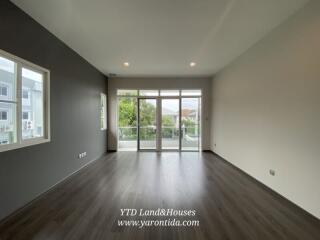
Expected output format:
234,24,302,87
108,77,211,150
211,0,320,219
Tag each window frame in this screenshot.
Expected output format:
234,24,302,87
117,89,138,96
22,111,30,120
160,90,180,97
0,84,8,97
0,49,50,152
0,110,8,121
181,89,202,96
100,93,107,130
22,88,29,99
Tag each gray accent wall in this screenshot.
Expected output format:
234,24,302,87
0,1,107,220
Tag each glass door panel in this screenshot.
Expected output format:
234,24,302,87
118,97,137,151
161,99,179,150
181,98,200,151
138,98,157,150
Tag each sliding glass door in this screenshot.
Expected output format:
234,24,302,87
161,99,180,150
118,89,201,151
181,97,200,151
138,98,157,150
118,96,137,151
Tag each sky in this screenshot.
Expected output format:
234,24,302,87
146,98,199,112
0,56,43,83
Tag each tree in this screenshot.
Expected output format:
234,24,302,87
182,118,197,135
118,97,136,127
118,98,158,140
139,100,156,126
181,118,195,128
162,116,175,127
118,97,137,140
162,116,176,138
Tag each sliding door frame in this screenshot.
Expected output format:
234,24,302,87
160,97,181,152
180,96,201,152
117,89,202,152
137,97,158,151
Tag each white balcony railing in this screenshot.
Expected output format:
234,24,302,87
118,126,199,141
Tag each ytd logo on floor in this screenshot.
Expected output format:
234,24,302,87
118,208,200,228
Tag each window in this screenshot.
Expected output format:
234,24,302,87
0,85,8,96
21,68,44,140
22,89,29,99
117,88,202,151
117,89,138,96
181,90,202,96
0,111,7,120
0,49,50,152
160,90,180,96
139,90,159,96
22,111,29,120
100,93,107,130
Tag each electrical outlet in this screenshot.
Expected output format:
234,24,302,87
269,169,275,176
78,152,87,159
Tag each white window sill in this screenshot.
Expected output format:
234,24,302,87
0,138,50,153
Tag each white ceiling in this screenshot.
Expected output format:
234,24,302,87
11,0,309,77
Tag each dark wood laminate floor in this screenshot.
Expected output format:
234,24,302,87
0,152,319,240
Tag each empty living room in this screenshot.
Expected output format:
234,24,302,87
0,0,319,239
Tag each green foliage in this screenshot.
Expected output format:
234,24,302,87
162,116,175,127
182,118,195,128
118,97,137,127
119,98,157,140
118,97,157,128
139,100,156,126
161,116,177,138
182,118,197,136
139,100,156,140
118,98,198,139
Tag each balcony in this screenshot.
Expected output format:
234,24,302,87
118,126,199,151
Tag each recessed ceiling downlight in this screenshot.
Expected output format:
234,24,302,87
123,62,130,67
190,62,196,67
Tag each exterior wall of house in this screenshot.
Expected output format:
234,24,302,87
0,70,15,144
0,69,44,144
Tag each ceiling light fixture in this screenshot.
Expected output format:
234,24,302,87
190,62,196,67
123,62,130,67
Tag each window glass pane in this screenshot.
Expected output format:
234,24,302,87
117,89,138,96
22,67,44,140
139,90,158,96
0,56,16,101
161,99,179,150
22,89,29,99
22,112,29,120
118,97,137,151
181,90,201,96
160,90,180,96
0,102,17,145
181,98,200,150
139,99,157,149
101,93,107,130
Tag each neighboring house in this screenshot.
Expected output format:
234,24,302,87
162,107,178,126
181,109,197,122
161,108,199,128
0,68,43,145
